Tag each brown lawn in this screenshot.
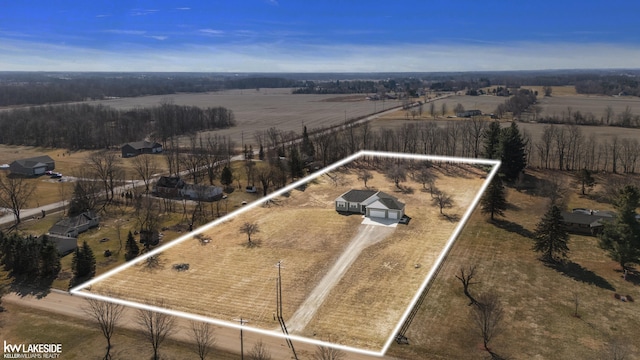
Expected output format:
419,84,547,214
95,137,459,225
84,156,488,352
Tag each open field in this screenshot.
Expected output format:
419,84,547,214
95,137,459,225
83,157,488,352
388,169,640,360
80,88,404,147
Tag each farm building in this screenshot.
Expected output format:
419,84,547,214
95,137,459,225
48,211,100,238
9,155,55,176
335,190,405,220
121,140,163,158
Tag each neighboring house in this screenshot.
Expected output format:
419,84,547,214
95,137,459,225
153,176,185,198
181,184,224,201
121,140,163,158
44,234,77,255
335,189,405,220
560,210,614,236
456,110,482,118
48,211,100,238
9,155,55,176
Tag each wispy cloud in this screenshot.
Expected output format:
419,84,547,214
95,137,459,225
176,7,191,11
130,9,159,16
146,35,168,41
104,29,147,35
266,0,279,6
199,29,225,36
2,37,640,72
96,14,111,18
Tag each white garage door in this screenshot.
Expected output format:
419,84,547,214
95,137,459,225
369,209,386,218
388,211,400,219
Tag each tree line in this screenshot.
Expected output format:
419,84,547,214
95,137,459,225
0,73,303,107
0,103,235,149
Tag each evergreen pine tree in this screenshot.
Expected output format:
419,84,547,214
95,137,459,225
289,147,304,180
598,185,640,270
125,231,140,261
258,144,265,161
39,235,61,277
72,241,96,281
480,175,507,220
220,165,233,187
533,205,569,262
482,121,501,159
301,126,315,159
499,122,527,182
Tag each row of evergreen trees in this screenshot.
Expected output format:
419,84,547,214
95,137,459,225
0,232,61,278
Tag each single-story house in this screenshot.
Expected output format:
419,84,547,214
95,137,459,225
181,184,224,201
153,176,185,198
48,211,100,238
121,140,163,158
560,210,614,235
335,189,405,220
9,155,55,176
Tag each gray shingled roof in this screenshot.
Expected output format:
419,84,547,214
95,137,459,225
377,192,405,210
561,211,611,227
340,189,378,203
126,140,161,150
12,155,54,169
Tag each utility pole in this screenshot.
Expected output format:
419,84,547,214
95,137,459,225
233,317,248,360
275,260,298,359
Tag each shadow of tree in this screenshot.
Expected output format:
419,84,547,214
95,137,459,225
616,267,640,286
492,219,533,239
443,213,461,222
546,260,615,291
9,276,54,299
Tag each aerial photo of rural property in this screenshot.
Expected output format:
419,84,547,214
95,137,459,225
1,1,640,360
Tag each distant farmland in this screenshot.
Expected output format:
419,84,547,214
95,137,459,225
82,88,404,146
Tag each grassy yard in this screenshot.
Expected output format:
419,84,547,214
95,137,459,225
387,170,640,360
0,302,239,360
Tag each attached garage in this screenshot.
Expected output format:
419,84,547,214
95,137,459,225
369,209,387,218
388,211,400,219
336,189,405,221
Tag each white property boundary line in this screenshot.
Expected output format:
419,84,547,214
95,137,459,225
71,150,500,357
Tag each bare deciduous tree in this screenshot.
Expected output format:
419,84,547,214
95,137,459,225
131,154,159,194
136,301,176,360
356,169,373,188
240,222,260,247
432,190,453,215
247,340,271,360
89,150,123,204
384,164,407,189
472,292,503,354
0,174,35,226
83,297,125,360
190,320,215,360
455,265,479,306
313,345,346,360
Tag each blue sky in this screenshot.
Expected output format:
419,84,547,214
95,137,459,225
1,0,639,72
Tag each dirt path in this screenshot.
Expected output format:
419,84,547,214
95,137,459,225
287,224,395,333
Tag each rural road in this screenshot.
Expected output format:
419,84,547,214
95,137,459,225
3,289,397,359
287,224,395,334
